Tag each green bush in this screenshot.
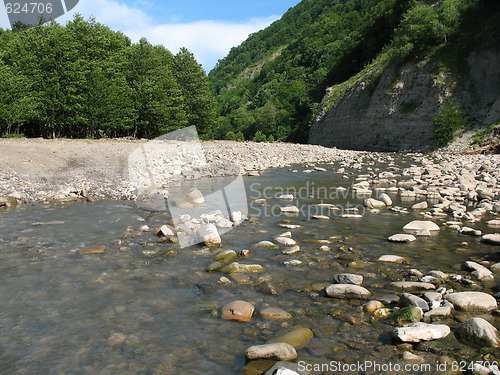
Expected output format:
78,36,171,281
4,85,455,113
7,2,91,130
253,131,267,142
433,97,465,146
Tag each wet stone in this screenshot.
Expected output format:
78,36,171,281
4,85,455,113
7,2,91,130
324,284,370,299
268,327,314,348
221,300,255,322
260,307,292,320
445,292,498,311
455,317,500,348
333,273,363,286
245,343,297,361
393,323,450,343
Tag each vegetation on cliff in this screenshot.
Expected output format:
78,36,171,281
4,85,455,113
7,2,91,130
209,0,500,146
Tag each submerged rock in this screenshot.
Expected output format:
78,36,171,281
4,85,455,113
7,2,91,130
390,281,436,292
268,327,314,348
260,307,292,320
222,262,263,274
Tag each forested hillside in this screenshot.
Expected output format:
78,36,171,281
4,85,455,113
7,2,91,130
0,16,217,139
209,0,500,146
208,0,412,142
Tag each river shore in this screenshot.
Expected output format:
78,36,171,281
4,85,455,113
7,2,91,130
0,138,363,203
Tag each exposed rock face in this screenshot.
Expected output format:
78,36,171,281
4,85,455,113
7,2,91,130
309,49,500,152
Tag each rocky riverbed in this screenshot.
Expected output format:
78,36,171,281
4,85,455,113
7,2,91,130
1,140,500,374
0,138,359,203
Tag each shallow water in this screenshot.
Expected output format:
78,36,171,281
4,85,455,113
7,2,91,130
0,156,499,375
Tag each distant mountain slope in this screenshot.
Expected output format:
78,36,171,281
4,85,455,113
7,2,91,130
210,0,500,152
208,0,412,142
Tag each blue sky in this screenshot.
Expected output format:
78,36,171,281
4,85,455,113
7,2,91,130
0,0,300,71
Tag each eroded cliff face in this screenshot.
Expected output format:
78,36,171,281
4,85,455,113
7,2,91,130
309,49,500,152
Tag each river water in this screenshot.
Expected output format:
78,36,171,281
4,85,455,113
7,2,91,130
0,156,498,375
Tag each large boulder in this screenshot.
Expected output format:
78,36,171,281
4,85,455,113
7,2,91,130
456,317,500,348
445,292,497,311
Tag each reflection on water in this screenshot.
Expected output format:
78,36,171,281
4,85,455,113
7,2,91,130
0,158,498,374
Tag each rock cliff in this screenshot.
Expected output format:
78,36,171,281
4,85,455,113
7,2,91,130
309,49,500,152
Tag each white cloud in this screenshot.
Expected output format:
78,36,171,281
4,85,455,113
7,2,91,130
0,0,278,71
125,17,277,71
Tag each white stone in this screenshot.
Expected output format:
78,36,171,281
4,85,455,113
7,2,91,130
482,233,500,246
445,292,498,311
276,237,297,247
279,194,294,200
280,206,300,213
388,234,417,243
364,198,386,209
403,220,440,231
325,284,370,299
393,323,450,343
196,223,221,247
245,343,297,361
464,261,494,280
378,255,406,262
378,193,393,206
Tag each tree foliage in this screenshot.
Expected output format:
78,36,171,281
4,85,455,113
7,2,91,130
0,15,216,139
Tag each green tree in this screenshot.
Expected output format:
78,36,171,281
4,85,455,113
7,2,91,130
174,47,218,139
433,97,465,146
